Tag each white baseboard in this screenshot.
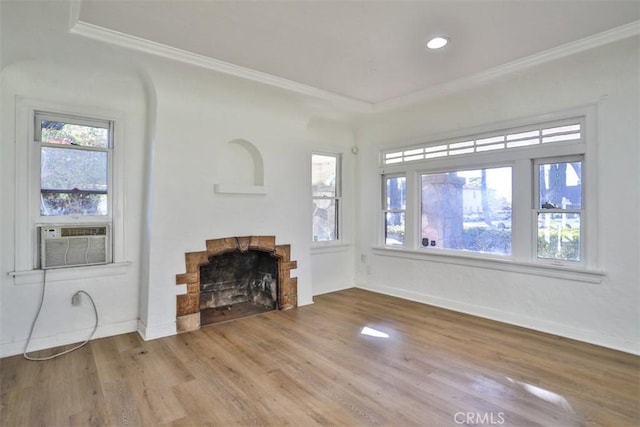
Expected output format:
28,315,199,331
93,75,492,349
312,282,354,297
297,296,315,306
136,319,176,341
0,319,138,358
359,284,640,356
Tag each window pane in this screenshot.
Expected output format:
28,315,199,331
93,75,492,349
539,161,582,209
385,212,405,246
41,147,108,216
421,167,512,255
40,120,109,148
385,176,406,210
41,147,107,191
537,213,581,261
312,154,337,197
313,198,338,241
41,192,107,216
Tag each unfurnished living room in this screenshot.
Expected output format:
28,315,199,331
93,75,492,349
1,1,639,426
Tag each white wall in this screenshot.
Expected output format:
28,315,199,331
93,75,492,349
1,1,358,355
137,58,357,338
354,37,640,354
2,0,635,357
0,59,148,357
308,118,357,296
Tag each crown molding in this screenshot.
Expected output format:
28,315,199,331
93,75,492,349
374,20,640,112
69,20,373,113
68,5,638,115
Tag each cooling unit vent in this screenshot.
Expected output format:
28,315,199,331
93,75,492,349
40,226,109,269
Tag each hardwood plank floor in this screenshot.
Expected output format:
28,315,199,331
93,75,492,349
1,288,638,426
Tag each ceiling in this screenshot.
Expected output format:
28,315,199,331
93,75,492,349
76,1,640,106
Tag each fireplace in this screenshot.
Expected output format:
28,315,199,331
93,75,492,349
175,236,297,333
199,250,277,324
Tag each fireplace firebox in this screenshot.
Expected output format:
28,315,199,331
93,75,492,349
175,236,297,333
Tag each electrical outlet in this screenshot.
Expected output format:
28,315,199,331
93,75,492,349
71,293,81,306
360,254,367,263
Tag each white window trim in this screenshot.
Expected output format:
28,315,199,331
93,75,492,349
417,162,515,256
12,97,127,276
310,242,351,255
533,155,586,268
381,117,584,167
381,173,409,247
375,105,602,281
371,246,605,283
34,111,113,224
311,151,343,247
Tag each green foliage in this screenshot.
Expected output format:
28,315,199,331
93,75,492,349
386,224,405,243
537,228,580,261
461,227,511,254
41,147,107,191
41,193,107,216
41,122,108,147
38,120,110,216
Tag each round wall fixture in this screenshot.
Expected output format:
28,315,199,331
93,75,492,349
427,36,449,50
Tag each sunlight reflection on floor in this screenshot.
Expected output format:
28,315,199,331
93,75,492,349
360,326,390,338
506,377,574,412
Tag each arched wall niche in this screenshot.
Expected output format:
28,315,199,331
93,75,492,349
214,138,267,194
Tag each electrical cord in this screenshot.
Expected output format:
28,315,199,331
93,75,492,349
23,269,99,361
64,238,70,266
85,237,90,265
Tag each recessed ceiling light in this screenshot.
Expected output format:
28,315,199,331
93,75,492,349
427,36,449,50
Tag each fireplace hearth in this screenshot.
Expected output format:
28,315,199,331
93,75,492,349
175,236,297,333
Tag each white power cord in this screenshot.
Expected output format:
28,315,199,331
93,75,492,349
23,269,99,361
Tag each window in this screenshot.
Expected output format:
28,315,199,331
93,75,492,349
378,111,595,270
10,99,125,274
382,121,582,166
383,175,406,246
535,158,583,262
312,153,341,242
33,111,115,268
35,112,112,218
421,166,512,255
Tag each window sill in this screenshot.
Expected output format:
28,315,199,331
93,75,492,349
311,242,351,255
8,262,132,285
214,183,267,195
371,246,605,284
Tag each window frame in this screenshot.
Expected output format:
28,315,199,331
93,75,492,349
418,163,514,258
34,111,114,222
376,106,601,278
382,173,407,247
12,98,125,273
533,155,585,267
311,152,342,244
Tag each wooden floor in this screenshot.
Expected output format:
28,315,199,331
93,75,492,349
1,288,638,426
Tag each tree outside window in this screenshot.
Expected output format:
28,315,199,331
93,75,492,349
536,159,583,262
421,167,512,255
36,113,112,217
312,154,340,242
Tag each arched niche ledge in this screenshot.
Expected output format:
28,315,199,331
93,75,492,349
214,139,267,195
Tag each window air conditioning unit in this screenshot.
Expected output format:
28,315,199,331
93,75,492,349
40,225,110,269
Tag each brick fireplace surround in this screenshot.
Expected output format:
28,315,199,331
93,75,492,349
175,236,297,333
